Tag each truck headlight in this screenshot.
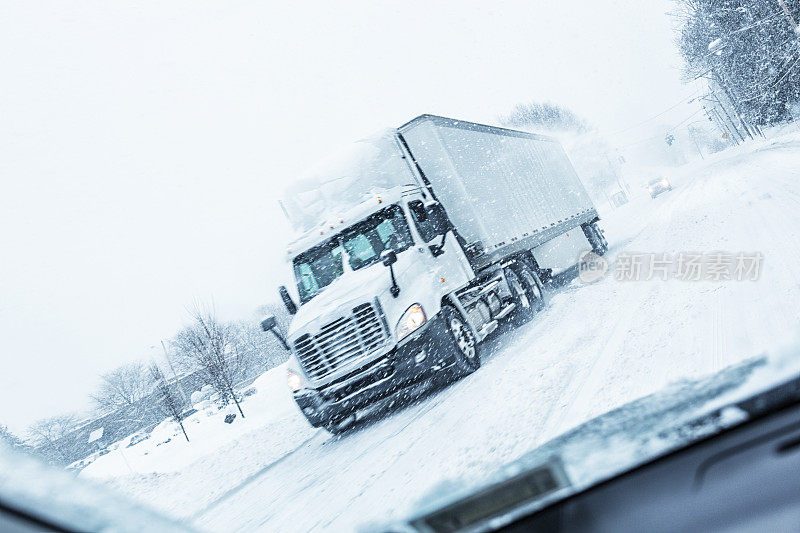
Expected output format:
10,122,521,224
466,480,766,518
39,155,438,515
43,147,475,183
396,303,427,340
287,370,302,392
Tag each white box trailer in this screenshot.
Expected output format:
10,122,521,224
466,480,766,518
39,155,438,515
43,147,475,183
398,115,598,271
266,115,607,434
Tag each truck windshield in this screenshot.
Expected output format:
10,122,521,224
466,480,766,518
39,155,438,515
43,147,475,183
293,238,344,305
341,204,413,270
292,204,413,305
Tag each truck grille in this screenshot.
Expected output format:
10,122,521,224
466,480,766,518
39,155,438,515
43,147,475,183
294,301,388,380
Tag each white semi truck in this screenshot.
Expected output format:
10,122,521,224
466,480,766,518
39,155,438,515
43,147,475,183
262,115,607,433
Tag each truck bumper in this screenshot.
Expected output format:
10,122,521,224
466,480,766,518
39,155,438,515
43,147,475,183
292,312,452,427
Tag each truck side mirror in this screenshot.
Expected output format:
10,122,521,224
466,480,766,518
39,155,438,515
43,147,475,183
279,285,298,315
260,314,290,351
381,249,397,266
427,203,450,235
425,203,450,257
260,315,277,332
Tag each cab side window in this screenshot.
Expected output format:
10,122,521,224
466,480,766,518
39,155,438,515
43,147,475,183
408,200,437,242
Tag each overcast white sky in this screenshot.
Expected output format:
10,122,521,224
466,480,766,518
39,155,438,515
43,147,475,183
0,0,698,434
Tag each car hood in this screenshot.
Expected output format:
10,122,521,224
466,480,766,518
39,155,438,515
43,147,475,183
391,345,800,532
0,443,194,532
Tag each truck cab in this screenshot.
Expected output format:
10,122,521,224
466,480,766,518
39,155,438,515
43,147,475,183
271,185,480,433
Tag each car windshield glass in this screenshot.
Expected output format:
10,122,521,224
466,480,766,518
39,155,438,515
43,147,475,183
6,3,800,533
341,204,413,270
292,238,344,305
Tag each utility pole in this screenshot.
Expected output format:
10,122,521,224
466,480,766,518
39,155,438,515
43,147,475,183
707,89,746,143
716,108,741,145
705,100,738,145
686,122,705,160
698,70,746,143
604,153,628,197
708,91,746,143
711,107,741,146
713,70,755,140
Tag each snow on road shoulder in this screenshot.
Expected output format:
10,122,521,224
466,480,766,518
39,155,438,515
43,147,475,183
79,363,317,519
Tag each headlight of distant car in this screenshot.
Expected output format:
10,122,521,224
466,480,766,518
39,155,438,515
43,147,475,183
396,303,427,340
287,370,302,392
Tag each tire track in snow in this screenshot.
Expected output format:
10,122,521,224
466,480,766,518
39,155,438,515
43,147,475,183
535,176,697,442
188,432,321,522
194,377,476,530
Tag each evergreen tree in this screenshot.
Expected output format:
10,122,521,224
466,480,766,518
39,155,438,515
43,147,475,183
675,0,800,125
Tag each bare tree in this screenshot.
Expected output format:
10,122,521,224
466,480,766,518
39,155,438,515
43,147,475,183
499,101,589,133
27,414,80,465
149,364,189,442
0,424,29,453
90,361,153,415
172,308,248,418
500,100,623,202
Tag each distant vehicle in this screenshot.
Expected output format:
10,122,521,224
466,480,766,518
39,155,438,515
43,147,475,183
647,176,673,198
263,115,606,433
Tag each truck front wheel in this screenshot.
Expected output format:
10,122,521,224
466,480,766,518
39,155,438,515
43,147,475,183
442,305,480,378
322,414,356,435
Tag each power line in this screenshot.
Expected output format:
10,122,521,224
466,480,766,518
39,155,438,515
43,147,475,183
616,108,705,149
669,108,705,132
604,90,701,137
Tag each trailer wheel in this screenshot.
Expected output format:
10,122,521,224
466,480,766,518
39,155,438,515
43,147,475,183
506,263,544,326
584,223,608,255
442,305,480,378
519,258,547,308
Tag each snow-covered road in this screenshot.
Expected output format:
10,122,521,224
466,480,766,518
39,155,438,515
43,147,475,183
188,131,800,532
92,129,800,532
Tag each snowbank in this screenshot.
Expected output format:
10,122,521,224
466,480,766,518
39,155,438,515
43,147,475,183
78,363,318,519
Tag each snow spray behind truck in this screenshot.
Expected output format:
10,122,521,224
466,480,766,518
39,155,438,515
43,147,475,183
262,115,607,433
